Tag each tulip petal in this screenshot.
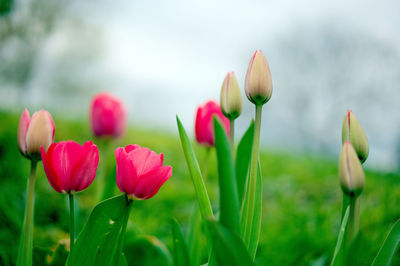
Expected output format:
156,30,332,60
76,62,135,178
133,165,172,199
17,109,30,155
51,141,84,192
128,147,163,176
41,144,63,193
70,141,99,192
115,147,137,195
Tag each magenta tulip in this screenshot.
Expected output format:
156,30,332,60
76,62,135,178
41,141,99,193
18,109,55,160
90,92,127,138
195,100,230,147
115,145,172,200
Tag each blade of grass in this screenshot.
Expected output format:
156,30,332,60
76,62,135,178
171,219,191,266
214,117,240,234
331,206,350,266
372,218,400,266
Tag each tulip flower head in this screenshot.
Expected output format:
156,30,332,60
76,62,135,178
338,141,365,197
115,145,172,200
342,110,369,163
18,109,55,161
41,141,99,193
90,92,127,138
220,72,242,120
245,50,273,105
195,100,230,147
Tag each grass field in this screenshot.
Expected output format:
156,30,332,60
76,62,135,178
0,111,399,265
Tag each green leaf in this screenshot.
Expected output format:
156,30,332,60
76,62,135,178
240,161,263,259
171,219,191,266
213,117,240,234
66,194,131,266
176,116,214,221
124,236,172,266
206,219,254,266
176,116,215,255
372,218,400,266
187,207,206,266
330,206,350,266
235,121,255,203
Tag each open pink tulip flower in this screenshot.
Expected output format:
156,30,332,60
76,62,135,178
115,145,173,200
90,92,127,138
195,100,230,147
41,141,99,193
18,109,55,160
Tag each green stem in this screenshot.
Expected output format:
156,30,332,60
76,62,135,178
341,193,350,223
347,195,360,246
69,193,75,250
202,148,211,179
229,119,235,152
17,160,38,266
242,105,262,247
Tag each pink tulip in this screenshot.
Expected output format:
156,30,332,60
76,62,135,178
90,92,127,138
18,109,55,160
195,100,230,147
41,141,99,193
115,145,172,200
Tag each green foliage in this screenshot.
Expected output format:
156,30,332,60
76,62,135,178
213,117,240,234
1,112,400,265
124,235,172,266
207,219,254,266
66,194,131,266
235,120,254,203
372,218,400,266
171,219,190,266
331,206,350,266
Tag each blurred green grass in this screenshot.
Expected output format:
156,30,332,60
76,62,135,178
0,111,399,265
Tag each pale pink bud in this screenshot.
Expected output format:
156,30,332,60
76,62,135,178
18,109,55,161
245,50,273,105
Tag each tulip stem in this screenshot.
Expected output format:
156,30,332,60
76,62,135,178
242,104,262,248
69,193,75,250
17,160,37,266
347,195,360,246
229,119,235,151
202,148,211,179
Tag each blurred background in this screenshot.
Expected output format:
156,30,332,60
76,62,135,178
1,0,400,170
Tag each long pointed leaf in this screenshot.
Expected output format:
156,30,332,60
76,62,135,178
66,194,131,266
240,160,263,259
235,121,255,203
207,219,254,266
214,117,240,234
372,218,400,266
188,207,205,266
171,219,191,266
330,206,350,266
176,116,214,220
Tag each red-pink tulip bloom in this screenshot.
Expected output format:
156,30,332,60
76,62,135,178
195,100,230,147
41,141,99,193
115,145,172,200
18,109,55,160
90,92,127,138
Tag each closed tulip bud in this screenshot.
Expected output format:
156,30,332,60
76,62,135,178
90,92,127,138
338,142,365,197
195,100,230,147
342,110,369,163
18,109,55,161
115,145,172,200
41,141,99,193
245,50,273,105
220,72,242,120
